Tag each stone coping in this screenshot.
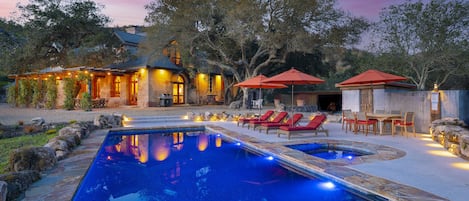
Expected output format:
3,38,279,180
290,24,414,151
206,125,448,201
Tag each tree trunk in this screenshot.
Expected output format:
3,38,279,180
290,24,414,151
242,88,249,109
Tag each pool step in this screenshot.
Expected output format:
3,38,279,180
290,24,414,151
123,115,191,124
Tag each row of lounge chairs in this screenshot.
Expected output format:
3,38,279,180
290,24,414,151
236,110,328,140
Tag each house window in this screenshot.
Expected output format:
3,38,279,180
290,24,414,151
111,76,121,97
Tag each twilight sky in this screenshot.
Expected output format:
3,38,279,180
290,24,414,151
1,0,412,26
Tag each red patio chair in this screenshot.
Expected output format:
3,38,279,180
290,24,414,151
237,110,274,127
277,114,328,140
257,113,304,134
354,112,378,136
248,111,288,130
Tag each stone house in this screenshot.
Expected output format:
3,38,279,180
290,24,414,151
9,27,229,108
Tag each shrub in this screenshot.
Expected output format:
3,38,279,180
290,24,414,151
80,92,92,111
31,80,45,108
6,84,17,106
63,77,79,110
18,79,32,107
45,78,57,109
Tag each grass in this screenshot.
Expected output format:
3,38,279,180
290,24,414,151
0,131,59,174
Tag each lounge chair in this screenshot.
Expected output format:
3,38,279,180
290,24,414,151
257,113,303,134
277,114,328,140
237,110,274,127
247,111,288,130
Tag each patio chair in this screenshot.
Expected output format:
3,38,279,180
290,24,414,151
251,99,263,109
277,114,328,140
391,112,416,137
237,110,274,127
257,113,303,134
354,112,377,136
341,109,352,130
343,111,356,133
382,110,402,132
248,111,288,130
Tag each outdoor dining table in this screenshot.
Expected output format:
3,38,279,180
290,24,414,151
367,113,402,135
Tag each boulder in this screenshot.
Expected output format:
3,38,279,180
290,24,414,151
430,117,469,160
30,117,45,126
94,114,123,128
0,170,40,201
59,126,82,139
0,181,7,201
44,139,70,160
459,135,469,159
9,147,57,172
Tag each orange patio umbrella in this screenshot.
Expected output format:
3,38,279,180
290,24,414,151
234,74,287,89
338,69,407,86
234,74,287,113
263,68,325,125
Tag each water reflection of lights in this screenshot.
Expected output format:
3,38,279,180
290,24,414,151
197,134,209,151
153,135,171,161
215,136,222,148
138,135,149,163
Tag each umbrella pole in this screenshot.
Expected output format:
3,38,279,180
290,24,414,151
258,88,262,120
291,84,294,126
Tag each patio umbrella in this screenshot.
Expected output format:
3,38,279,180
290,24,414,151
234,74,287,115
263,68,325,125
338,69,407,86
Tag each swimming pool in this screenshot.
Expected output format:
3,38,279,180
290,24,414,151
287,143,373,160
72,128,382,201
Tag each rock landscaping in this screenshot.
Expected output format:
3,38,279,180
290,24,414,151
0,114,122,201
430,117,469,160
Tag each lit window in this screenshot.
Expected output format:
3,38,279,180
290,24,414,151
112,76,121,97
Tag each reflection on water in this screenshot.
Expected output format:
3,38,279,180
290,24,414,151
104,131,221,163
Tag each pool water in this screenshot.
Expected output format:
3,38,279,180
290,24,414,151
73,129,377,201
287,143,372,160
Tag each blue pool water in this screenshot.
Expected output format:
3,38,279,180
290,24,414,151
73,129,379,201
287,143,372,160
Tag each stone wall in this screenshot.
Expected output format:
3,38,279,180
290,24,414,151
0,114,123,200
429,117,469,160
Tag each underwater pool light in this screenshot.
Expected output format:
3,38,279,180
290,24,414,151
235,142,241,146
320,181,336,189
346,155,353,160
266,156,274,161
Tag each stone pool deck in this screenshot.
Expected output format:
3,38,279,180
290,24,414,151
1,104,467,201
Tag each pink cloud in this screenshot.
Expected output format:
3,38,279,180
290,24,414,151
337,0,401,21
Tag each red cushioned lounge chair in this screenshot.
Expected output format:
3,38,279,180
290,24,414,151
237,110,274,127
248,111,288,130
277,114,328,140
257,113,304,134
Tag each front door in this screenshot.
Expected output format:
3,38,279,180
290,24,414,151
172,75,185,104
129,74,138,105
360,89,373,113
